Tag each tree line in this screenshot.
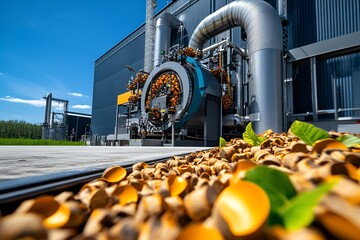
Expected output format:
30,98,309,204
0,120,42,139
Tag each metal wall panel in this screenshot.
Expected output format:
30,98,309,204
173,0,212,46
91,106,116,136
287,0,360,49
287,0,317,49
317,53,360,118
288,0,360,121
91,32,145,135
289,49,360,120
95,25,146,67
292,63,312,114
316,0,360,41
313,0,360,118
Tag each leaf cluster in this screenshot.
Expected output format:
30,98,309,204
242,122,267,146
242,120,360,148
244,166,337,230
239,120,354,230
290,120,360,147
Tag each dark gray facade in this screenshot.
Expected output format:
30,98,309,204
92,0,360,136
92,26,145,135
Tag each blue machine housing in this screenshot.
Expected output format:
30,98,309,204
140,57,222,145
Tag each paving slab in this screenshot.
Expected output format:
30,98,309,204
0,146,208,182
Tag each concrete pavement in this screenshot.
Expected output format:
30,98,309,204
0,146,208,182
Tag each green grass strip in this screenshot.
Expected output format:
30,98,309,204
0,138,86,146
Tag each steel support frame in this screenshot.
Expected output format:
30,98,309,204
310,57,318,122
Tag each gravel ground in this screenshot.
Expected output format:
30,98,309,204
0,146,208,182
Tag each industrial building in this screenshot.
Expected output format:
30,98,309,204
42,93,91,141
91,0,360,146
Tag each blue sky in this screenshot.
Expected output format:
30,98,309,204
0,0,167,124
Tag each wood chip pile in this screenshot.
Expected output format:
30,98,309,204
1,130,360,240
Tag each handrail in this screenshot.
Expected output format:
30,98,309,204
287,107,360,119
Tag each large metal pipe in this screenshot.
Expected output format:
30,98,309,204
236,56,243,116
277,0,287,17
44,93,52,125
144,0,156,72
42,93,52,139
189,0,283,133
153,12,181,68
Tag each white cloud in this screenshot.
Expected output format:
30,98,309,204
53,103,64,111
0,96,45,107
68,92,87,97
0,96,64,109
72,104,91,109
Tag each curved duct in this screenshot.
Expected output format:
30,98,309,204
189,0,283,133
153,12,181,68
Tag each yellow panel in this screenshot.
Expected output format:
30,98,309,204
117,91,132,105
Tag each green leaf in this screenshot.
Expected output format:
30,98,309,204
242,122,266,146
278,179,338,231
244,166,297,211
219,137,226,148
258,135,267,143
337,134,360,148
290,120,330,146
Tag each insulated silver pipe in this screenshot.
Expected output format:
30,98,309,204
144,0,156,72
42,93,52,139
202,38,247,58
153,13,181,68
277,0,287,18
189,0,283,133
44,93,52,125
236,57,242,116
50,112,55,128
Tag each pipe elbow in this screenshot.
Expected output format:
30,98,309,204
189,0,282,55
